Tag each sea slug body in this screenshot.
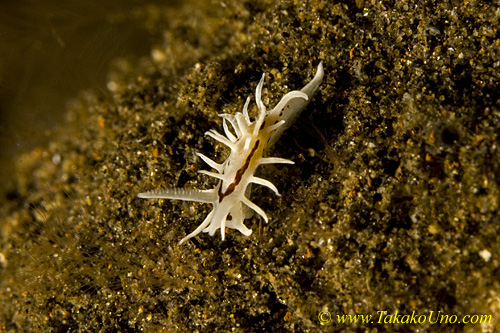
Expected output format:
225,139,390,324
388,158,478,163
139,62,324,244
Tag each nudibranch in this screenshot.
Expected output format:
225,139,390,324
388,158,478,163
139,62,324,244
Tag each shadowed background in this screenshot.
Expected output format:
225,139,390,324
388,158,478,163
0,0,175,184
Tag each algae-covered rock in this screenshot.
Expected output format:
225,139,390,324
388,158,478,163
1,0,499,331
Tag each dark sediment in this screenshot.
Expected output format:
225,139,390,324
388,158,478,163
1,0,499,331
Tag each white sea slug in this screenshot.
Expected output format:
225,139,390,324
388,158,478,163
139,62,324,244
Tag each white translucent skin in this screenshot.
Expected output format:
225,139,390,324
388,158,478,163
138,62,324,244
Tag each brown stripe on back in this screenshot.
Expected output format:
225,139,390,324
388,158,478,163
218,140,260,202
